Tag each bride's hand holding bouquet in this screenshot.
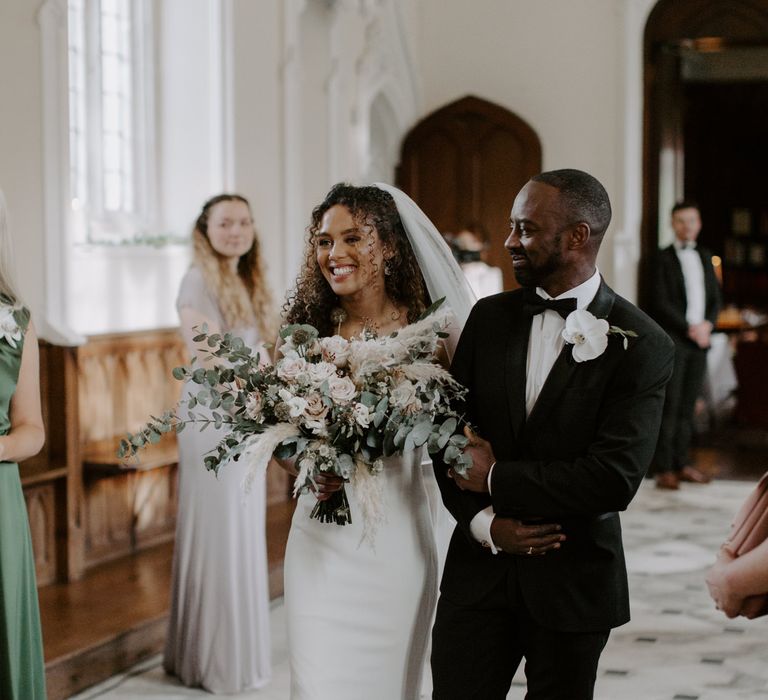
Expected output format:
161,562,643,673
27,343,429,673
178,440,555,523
120,299,472,533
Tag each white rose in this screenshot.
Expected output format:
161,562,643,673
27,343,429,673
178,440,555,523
277,355,308,382
390,380,418,410
286,396,309,418
278,388,309,418
0,307,21,349
327,376,357,404
562,309,610,363
320,335,351,368
307,361,338,386
304,419,327,436
278,345,300,360
352,402,371,428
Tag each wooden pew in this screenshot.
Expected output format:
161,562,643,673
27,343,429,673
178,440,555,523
21,329,291,699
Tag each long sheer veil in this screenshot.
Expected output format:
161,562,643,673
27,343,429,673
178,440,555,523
372,183,475,334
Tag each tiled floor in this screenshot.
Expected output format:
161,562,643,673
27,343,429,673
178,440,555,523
71,478,768,700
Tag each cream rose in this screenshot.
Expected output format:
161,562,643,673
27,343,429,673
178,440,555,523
277,355,308,382
327,376,357,404
303,392,329,422
320,335,351,368
307,361,338,386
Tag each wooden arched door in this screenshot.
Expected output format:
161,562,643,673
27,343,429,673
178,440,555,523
396,96,542,290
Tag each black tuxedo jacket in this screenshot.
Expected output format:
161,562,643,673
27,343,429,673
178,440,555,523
648,245,721,343
435,280,674,633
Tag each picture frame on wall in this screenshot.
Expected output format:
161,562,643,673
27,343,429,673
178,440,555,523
725,238,746,266
732,208,752,237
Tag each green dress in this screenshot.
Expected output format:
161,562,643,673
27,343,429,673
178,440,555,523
0,305,46,699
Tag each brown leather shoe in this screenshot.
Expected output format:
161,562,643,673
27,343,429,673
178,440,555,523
655,472,680,490
678,465,712,484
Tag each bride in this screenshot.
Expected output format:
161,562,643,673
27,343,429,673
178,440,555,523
278,182,474,699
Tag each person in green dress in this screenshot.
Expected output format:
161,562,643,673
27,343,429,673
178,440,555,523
0,189,47,699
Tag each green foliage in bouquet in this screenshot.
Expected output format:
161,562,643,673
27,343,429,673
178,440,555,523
119,301,473,528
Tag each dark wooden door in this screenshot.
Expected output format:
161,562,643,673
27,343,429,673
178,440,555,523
396,96,542,290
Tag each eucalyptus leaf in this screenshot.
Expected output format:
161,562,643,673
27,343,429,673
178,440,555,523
444,444,461,462
417,297,445,321
359,391,378,408
409,420,433,447
394,422,410,448
439,416,457,436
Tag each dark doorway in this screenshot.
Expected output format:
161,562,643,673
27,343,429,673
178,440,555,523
643,0,768,450
642,0,768,293
683,81,768,307
396,95,542,290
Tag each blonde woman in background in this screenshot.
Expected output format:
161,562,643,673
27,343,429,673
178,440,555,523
163,194,276,693
0,190,46,699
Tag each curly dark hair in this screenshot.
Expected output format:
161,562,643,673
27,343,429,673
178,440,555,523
283,183,430,335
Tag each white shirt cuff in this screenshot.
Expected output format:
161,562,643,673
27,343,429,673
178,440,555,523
469,506,499,554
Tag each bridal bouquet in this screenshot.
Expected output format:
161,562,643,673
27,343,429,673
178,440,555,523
119,302,471,533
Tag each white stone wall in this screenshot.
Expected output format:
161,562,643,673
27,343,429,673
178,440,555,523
0,0,662,338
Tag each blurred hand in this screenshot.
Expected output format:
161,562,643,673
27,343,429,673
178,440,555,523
688,321,713,349
312,472,346,502
706,549,743,618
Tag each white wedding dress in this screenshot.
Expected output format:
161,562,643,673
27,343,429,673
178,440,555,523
284,450,451,699
283,183,473,700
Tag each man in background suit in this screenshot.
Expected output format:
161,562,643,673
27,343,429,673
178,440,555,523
431,169,674,699
648,202,721,490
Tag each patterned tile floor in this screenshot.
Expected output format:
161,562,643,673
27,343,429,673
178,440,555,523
71,478,768,700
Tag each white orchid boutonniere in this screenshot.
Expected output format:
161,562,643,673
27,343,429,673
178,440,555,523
561,309,637,363
0,305,22,349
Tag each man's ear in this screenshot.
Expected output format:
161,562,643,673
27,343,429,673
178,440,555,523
568,222,591,250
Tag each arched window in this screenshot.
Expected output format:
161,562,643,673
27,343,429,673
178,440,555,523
67,0,156,244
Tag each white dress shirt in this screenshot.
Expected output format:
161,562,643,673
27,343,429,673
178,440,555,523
469,269,602,552
673,240,706,325
461,261,504,300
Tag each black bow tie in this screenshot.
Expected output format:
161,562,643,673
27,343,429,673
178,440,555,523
521,288,577,319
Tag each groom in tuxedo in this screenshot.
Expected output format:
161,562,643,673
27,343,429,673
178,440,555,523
431,169,674,699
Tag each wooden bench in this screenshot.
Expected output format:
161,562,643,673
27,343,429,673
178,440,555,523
22,327,290,582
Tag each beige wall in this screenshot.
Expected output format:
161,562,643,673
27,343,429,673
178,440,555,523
415,0,659,298
0,0,46,321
